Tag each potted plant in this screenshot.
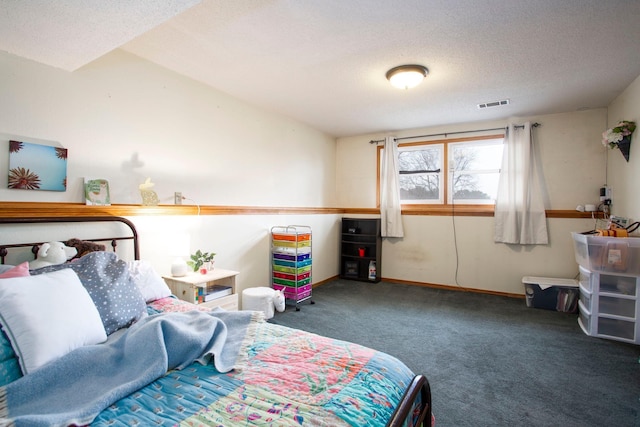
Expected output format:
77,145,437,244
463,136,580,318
187,249,216,274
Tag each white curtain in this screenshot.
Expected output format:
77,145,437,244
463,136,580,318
494,122,548,244
380,136,404,237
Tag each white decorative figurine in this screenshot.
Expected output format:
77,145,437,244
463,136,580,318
272,289,286,313
139,177,159,206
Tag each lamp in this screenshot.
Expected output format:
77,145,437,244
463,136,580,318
169,233,190,277
171,258,188,277
386,64,428,90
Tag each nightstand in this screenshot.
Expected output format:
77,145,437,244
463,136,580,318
162,269,239,311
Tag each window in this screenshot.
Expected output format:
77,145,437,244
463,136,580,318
397,143,444,204
448,138,504,204
379,135,504,206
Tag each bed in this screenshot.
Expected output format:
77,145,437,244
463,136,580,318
0,216,432,427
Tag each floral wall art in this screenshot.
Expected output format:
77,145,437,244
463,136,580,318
8,140,68,191
602,120,635,162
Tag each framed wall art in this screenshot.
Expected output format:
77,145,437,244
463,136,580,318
8,140,68,191
84,178,111,206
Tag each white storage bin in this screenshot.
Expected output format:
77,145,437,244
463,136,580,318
572,233,640,275
522,276,579,313
242,287,275,319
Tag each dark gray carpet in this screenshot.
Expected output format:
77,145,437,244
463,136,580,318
268,279,640,427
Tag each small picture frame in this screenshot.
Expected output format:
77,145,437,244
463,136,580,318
84,178,111,206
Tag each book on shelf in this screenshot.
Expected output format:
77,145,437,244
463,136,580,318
197,285,232,303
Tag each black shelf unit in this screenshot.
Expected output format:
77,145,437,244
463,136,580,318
340,218,381,282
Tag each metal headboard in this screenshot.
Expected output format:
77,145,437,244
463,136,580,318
0,216,139,264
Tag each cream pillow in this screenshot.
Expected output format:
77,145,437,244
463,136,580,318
0,269,107,374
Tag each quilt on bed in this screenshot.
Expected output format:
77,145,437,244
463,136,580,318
0,293,418,426
93,316,415,426
0,309,256,426
89,297,417,427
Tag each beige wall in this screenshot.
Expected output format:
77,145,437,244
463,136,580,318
337,110,607,294
606,74,640,222
337,110,608,209
0,50,337,208
129,214,341,298
0,50,341,297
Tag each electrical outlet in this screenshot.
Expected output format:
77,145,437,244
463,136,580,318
174,192,182,205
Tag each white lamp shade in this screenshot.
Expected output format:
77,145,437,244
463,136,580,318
386,65,428,90
171,257,188,277
169,232,190,276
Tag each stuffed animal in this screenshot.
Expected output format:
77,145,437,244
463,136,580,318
243,287,286,319
65,238,106,260
28,241,77,269
272,289,286,313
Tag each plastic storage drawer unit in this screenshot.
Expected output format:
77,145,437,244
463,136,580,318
571,235,640,344
572,232,640,275
271,225,314,311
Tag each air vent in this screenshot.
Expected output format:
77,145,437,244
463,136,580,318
477,99,510,109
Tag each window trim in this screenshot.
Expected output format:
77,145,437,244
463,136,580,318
377,134,505,214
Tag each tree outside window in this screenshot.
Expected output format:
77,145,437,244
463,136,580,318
379,135,504,206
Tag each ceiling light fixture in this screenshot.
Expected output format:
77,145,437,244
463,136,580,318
386,64,429,90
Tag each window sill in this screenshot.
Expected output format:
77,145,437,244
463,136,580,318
402,204,495,216
400,204,603,218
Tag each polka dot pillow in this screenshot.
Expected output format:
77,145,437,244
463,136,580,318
31,252,147,335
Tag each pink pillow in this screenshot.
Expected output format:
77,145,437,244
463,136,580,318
0,262,31,278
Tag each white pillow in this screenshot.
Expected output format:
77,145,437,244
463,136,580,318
127,260,172,302
0,269,107,374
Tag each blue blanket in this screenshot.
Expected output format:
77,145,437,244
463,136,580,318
0,310,257,427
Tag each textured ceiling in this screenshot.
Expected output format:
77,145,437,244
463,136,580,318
2,0,640,137
0,0,201,71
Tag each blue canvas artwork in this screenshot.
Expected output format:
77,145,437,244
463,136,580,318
8,140,68,191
